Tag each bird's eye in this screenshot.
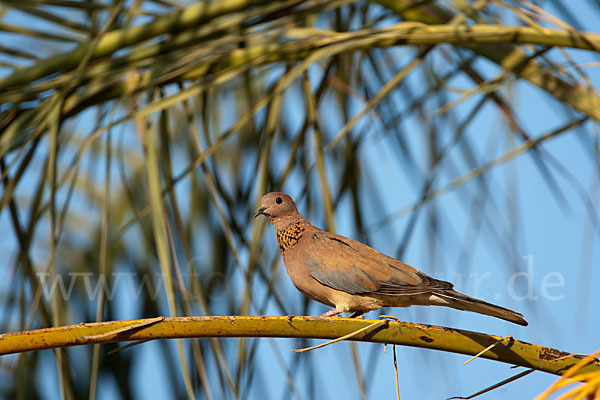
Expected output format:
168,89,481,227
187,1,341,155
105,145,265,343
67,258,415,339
276,197,283,204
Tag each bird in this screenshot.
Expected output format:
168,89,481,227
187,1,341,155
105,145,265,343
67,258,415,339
255,192,527,326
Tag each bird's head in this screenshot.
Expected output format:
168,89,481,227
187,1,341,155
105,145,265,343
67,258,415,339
254,192,298,221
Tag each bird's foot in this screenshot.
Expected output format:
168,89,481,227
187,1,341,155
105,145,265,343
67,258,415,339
349,312,365,319
320,309,342,317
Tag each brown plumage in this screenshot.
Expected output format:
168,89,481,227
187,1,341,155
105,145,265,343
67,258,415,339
255,192,527,326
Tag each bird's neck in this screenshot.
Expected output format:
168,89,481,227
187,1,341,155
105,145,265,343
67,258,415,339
274,218,308,255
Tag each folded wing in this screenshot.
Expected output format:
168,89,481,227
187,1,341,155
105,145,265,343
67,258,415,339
305,232,452,296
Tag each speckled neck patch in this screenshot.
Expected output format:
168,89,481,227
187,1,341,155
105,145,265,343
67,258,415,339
276,222,305,253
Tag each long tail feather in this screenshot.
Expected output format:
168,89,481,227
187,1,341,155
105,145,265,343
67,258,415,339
433,290,528,326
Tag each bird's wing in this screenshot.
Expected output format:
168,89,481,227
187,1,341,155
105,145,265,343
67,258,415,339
304,231,452,295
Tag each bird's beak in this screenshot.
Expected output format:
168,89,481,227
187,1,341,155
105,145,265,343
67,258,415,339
254,207,267,218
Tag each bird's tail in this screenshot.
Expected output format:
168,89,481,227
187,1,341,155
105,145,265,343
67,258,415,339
433,290,528,326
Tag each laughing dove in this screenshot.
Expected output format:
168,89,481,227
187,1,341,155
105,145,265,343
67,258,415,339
255,192,527,326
